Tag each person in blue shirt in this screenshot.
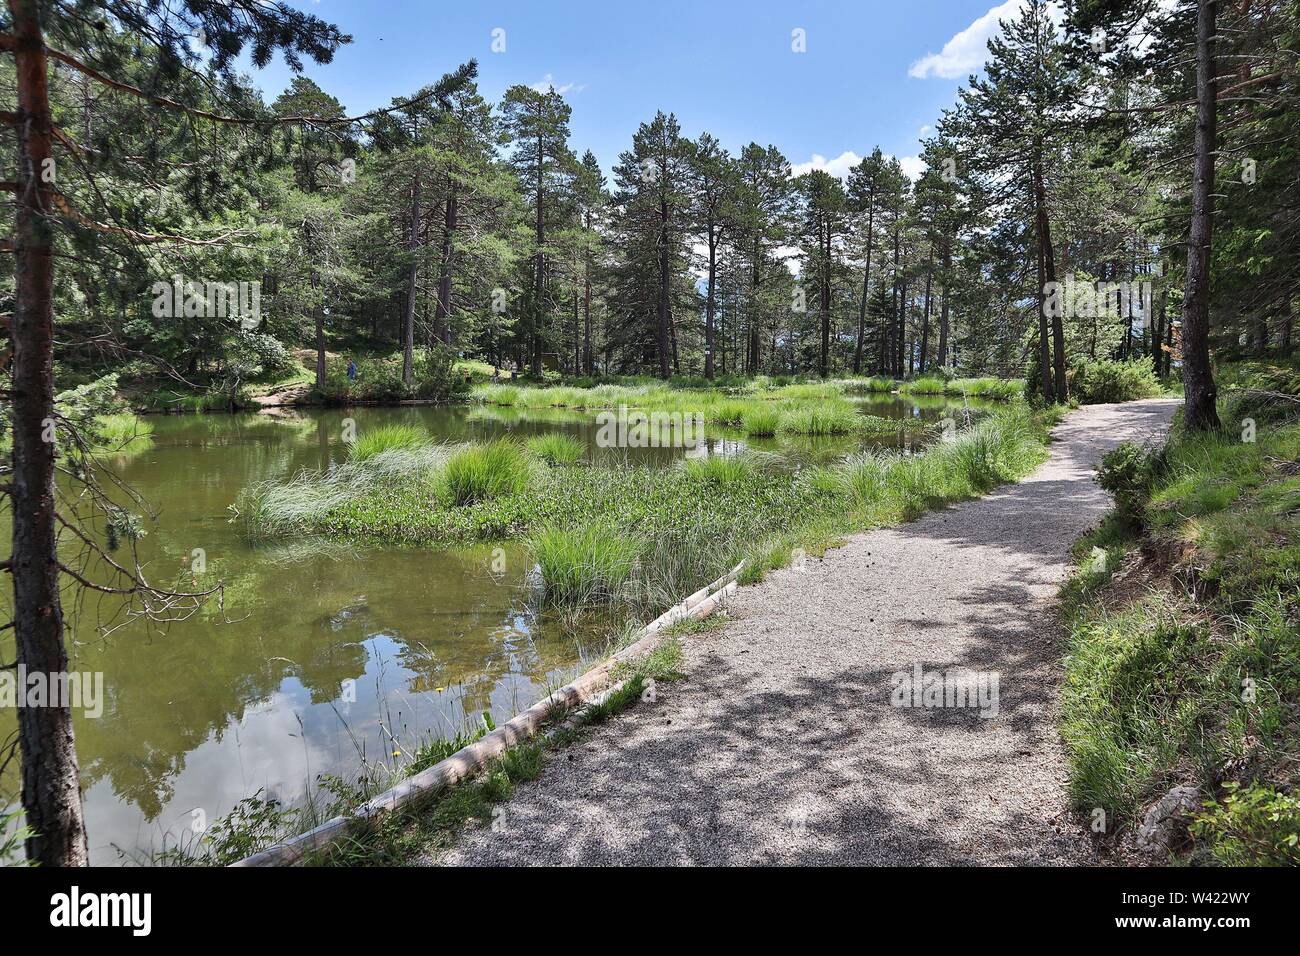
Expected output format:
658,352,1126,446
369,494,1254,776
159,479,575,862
346,359,357,382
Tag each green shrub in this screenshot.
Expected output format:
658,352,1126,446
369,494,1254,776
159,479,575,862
525,432,585,465
318,346,465,404
441,440,530,505
349,423,427,462
1192,783,1300,866
1072,358,1162,404
1096,441,1156,526
529,523,642,607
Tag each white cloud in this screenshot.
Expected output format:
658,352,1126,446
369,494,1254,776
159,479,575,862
908,0,1063,80
791,151,863,179
897,156,926,181
530,73,583,95
792,150,924,182
909,0,1024,79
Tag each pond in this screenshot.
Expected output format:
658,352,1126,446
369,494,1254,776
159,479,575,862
0,394,981,863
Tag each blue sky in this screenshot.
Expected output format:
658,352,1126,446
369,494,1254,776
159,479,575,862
251,0,1025,180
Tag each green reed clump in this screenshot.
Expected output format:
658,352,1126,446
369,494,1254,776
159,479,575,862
838,450,891,506
441,440,531,505
529,522,643,607
349,423,427,461
525,432,585,465
945,377,1025,400
90,413,155,455
683,453,755,485
477,384,520,406
237,444,452,537
741,406,782,437
899,376,947,395
777,401,861,435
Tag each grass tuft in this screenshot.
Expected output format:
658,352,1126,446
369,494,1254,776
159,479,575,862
349,423,427,461
525,432,585,465
529,522,643,607
441,440,531,505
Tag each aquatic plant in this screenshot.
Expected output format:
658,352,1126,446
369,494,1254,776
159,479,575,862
530,523,643,606
525,432,585,465
683,453,755,485
741,406,782,437
349,423,428,461
441,440,531,505
777,401,861,435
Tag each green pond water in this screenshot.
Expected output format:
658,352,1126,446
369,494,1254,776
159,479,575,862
1,394,974,863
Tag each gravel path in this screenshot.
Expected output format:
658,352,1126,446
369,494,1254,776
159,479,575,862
434,399,1179,866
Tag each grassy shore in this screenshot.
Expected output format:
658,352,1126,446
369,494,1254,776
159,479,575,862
1060,383,1299,864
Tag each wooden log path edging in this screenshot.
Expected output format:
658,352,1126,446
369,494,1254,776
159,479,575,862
230,561,745,866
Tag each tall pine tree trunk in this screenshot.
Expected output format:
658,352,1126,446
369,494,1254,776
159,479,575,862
657,198,672,379
8,0,89,866
1033,159,1066,402
583,265,593,376
531,139,545,376
937,239,952,368
919,265,932,374
434,185,457,347
819,229,831,378
402,174,419,385
1151,257,1167,375
853,198,875,374
1182,0,1221,431
705,233,717,379
1035,217,1054,402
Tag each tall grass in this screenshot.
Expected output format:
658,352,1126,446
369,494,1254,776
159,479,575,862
477,384,520,406
899,376,947,395
349,423,427,461
944,377,1024,400
238,444,453,537
683,453,755,484
837,450,891,505
834,405,1043,519
530,523,642,607
837,376,896,394
91,413,154,454
441,440,531,505
777,401,861,435
741,406,782,437
525,432,585,465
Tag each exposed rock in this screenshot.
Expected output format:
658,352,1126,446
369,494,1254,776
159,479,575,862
1137,785,1201,856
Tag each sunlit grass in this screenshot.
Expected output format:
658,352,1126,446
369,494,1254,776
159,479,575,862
530,522,643,607
525,432,585,465
349,423,427,461
441,440,531,505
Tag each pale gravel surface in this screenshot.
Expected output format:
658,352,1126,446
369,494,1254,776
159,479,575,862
433,399,1179,866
